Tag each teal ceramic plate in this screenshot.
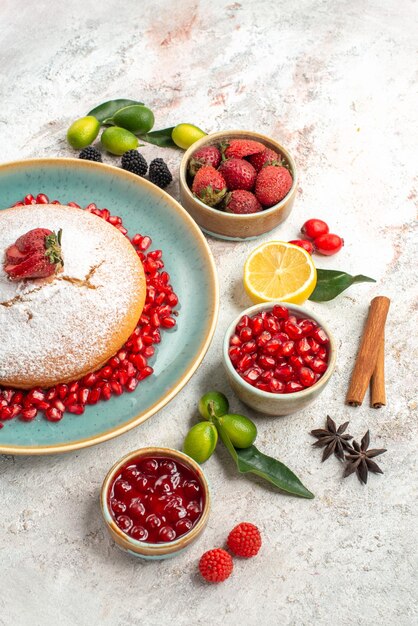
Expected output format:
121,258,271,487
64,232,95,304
0,159,219,455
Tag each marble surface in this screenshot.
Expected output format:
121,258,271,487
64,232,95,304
1,1,417,624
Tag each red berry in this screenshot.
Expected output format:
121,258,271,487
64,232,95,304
288,239,314,255
191,166,227,207
255,165,293,207
219,158,256,191
301,218,329,239
199,548,233,583
224,139,265,159
314,233,344,255
188,145,221,176
224,190,262,214
248,148,281,171
227,522,262,558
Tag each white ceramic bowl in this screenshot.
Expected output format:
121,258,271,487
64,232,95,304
223,303,337,416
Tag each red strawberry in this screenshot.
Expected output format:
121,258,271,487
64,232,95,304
5,244,28,263
15,227,53,253
218,158,256,191
223,139,265,159
248,148,281,172
255,166,293,207
188,145,221,177
224,190,262,214
4,228,64,281
191,166,227,206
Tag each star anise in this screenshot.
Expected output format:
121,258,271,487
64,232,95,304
310,415,354,462
343,430,386,484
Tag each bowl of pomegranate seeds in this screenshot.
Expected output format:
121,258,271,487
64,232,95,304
101,447,210,559
179,130,298,240
223,303,337,415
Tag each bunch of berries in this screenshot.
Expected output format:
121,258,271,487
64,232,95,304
289,218,344,256
188,139,293,214
198,522,262,583
78,147,172,189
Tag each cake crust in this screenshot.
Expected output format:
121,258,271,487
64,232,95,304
0,204,146,389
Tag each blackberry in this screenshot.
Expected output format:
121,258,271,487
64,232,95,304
79,146,102,162
149,158,172,189
121,150,148,177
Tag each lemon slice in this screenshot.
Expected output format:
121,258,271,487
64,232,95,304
244,241,317,304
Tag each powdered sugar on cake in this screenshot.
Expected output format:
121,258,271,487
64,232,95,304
0,204,145,387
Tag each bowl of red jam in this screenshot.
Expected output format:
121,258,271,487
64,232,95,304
101,447,210,559
223,303,337,416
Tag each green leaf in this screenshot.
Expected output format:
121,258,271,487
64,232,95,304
214,417,314,499
87,99,143,124
309,269,376,302
138,127,177,148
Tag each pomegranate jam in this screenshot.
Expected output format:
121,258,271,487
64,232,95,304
229,306,330,394
108,456,205,543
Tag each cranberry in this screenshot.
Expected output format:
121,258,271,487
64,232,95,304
159,460,177,474
301,218,329,239
314,233,344,255
288,239,314,254
111,499,126,515
140,458,159,474
183,480,200,500
146,514,162,530
116,515,133,532
135,475,154,492
164,503,187,523
159,526,176,542
129,499,146,519
187,501,201,521
175,519,193,535
154,475,174,495
131,526,148,541
113,479,132,498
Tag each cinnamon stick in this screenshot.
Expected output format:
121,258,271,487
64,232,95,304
370,333,386,408
346,296,390,406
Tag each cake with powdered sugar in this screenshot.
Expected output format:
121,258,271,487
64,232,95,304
0,204,146,389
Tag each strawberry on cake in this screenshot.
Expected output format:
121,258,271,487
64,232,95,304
0,204,146,389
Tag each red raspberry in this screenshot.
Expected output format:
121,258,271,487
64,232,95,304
227,522,262,558
199,548,233,583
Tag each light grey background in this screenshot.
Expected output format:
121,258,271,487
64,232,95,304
1,1,417,625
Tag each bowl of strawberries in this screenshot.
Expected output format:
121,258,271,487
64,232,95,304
179,130,298,240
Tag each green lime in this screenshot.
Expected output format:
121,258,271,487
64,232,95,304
101,126,139,155
112,105,155,134
198,391,229,421
183,421,218,464
172,123,206,150
218,413,257,449
67,116,100,149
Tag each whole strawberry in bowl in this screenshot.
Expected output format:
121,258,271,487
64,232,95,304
180,130,297,240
